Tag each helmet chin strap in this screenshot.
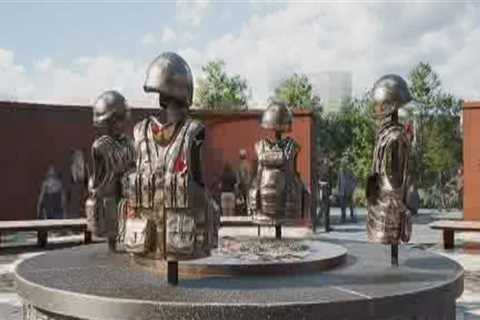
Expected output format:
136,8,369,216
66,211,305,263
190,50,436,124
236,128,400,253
374,102,401,119
375,108,400,128
165,105,187,125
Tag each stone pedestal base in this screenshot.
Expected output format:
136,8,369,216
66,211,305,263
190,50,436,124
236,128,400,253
16,242,463,320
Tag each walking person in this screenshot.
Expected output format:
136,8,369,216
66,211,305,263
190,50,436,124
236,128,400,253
236,149,253,216
221,163,237,216
338,160,357,223
64,149,88,218
315,154,332,232
37,165,67,220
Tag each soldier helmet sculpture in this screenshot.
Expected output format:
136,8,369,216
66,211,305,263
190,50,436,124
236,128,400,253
371,74,412,117
93,90,129,128
249,101,309,235
143,52,193,107
260,101,293,132
86,90,135,251
367,73,413,266
121,52,218,286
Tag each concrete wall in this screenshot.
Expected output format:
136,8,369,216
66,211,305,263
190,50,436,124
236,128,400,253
0,101,315,221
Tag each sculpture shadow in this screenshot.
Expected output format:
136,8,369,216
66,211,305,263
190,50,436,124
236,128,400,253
403,256,460,271
328,227,365,233
0,241,88,256
179,252,451,291
179,270,451,291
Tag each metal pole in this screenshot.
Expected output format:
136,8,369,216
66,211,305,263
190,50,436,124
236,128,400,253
391,244,399,267
275,224,282,240
167,261,178,285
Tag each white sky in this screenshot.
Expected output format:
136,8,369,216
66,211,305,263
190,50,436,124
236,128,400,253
0,1,479,107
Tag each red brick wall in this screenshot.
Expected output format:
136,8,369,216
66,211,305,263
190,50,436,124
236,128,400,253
0,104,93,221
201,112,314,192
0,102,314,221
463,102,480,220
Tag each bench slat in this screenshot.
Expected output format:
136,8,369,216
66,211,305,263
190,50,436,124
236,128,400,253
0,219,87,232
430,220,480,232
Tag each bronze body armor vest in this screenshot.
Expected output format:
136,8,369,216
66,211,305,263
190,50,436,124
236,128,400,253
367,123,412,244
86,135,135,240
250,137,304,225
123,117,216,261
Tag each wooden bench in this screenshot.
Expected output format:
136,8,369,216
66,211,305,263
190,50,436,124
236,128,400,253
430,220,480,249
0,218,91,248
220,216,255,227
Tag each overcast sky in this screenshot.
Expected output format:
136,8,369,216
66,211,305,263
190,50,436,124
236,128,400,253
0,1,479,107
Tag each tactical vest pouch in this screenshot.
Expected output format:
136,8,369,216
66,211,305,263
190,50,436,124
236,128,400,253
85,197,98,234
121,170,157,210
175,172,188,208
165,208,195,256
259,150,284,167
248,187,259,215
164,172,189,209
366,173,380,203
121,170,137,207
400,209,412,243
117,199,147,253
85,196,108,237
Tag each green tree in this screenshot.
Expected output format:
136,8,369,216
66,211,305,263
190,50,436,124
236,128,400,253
315,95,376,193
194,60,249,110
407,62,463,208
272,73,321,109
409,62,462,117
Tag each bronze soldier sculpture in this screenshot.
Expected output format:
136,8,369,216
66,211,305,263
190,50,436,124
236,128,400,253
85,90,135,251
249,101,307,239
366,74,412,266
122,52,217,284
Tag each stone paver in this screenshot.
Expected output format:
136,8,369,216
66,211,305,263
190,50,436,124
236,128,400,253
1,209,478,319
317,208,479,320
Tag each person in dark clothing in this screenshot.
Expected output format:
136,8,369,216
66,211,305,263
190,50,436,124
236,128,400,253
221,163,237,216
338,163,357,223
236,149,253,216
37,165,66,219
64,149,88,218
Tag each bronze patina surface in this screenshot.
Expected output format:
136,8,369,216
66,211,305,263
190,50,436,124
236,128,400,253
134,237,347,277
367,75,413,245
249,101,309,226
85,90,135,251
121,52,218,262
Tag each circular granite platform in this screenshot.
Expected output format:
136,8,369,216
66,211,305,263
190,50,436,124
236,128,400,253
15,241,463,320
135,238,347,276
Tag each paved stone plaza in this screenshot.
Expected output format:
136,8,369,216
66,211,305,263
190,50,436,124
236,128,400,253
1,208,478,319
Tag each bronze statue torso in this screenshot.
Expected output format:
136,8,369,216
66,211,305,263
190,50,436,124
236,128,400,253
124,116,214,260
251,137,303,224
86,134,135,238
367,122,411,244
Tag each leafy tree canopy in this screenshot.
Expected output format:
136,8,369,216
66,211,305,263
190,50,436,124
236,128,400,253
194,60,249,110
271,73,321,110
